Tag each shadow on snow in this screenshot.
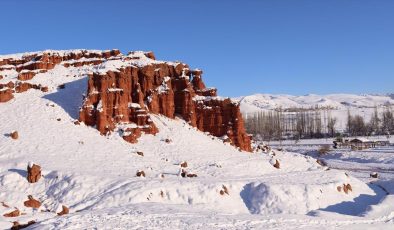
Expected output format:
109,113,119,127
308,183,388,217
43,77,88,120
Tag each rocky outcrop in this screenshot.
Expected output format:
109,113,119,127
0,49,122,101
0,88,13,103
1,49,252,151
1,49,121,72
17,71,37,81
27,163,41,183
79,52,251,151
194,97,252,151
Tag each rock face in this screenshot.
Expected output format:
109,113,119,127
27,163,41,183
79,51,252,151
0,49,122,103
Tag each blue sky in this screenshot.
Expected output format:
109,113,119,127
1,0,393,97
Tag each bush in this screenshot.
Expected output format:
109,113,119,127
318,145,331,155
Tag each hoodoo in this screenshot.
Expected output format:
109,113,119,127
78,51,252,151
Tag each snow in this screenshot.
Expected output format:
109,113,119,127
128,103,141,109
0,50,393,229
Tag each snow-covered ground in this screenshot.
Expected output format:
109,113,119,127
0,51,393,229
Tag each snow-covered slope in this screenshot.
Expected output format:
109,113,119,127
1,50,393,229
237,94,394,113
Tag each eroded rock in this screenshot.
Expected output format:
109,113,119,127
57,205,69,216
23,195,41,209
79,53,251,151
3,209,20,218
0,88,13,103
27,163,41,183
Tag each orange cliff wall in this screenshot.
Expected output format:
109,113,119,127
79,52,252,151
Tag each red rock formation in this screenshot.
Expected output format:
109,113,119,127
0,88,14,103
27,163,41,183
23,195,41,209
15,82,42,93
1,49,252,151
78,52,252,151
17,71,36,81
194,97,252,151
57,205,69,216
3,209,20,218
0,50,120,72
11,131,18,140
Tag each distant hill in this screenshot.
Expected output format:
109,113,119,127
235,93,394,114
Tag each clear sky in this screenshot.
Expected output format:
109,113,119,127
1,0,393,97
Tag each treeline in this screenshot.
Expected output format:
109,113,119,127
347,107,394,136
244,106,394,141
244,110,337,141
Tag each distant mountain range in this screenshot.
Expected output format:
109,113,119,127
235,93,394,114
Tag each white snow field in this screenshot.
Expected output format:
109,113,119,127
0,50,393,229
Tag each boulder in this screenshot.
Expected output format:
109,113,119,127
27,163,41,183
370,172,378,178
57,205,69,216
3,209,20,218
11,221,36,230
10,131,18,140
23,195,41,209
220,185,229,195
0,88,14,103
136,170,146,177
273,159,280,169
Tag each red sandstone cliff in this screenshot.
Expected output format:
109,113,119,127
0,50,252,151
78,52,252,151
